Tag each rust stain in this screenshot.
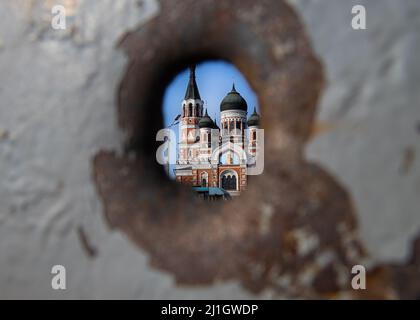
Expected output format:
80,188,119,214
77,225,97,258
90,0,420,298
310,121,334,140
400,146,415,175
93,0,361,297
0,128,8,141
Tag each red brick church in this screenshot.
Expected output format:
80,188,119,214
174,66,260,196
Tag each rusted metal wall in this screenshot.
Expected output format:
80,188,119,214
0,0,419,299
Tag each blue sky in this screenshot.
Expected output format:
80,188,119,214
163,60,258,126
162,60,259,178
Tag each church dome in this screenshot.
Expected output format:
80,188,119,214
220,84,248,112
198,110,214,128
247,107,260,126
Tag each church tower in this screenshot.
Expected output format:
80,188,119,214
220,84,248,164
179,65,204,164
247,107,261,157
175,67,256,195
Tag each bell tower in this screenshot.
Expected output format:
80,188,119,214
247,107,260,157
179,65,204,164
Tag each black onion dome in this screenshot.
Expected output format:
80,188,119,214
198,109,214,128
247,107,260,126
220,84,248,112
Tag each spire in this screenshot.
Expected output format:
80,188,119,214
198,108,214,128
213,116,219,129
184,65,201,100
231,83,237,92
247,106,260,127
190,65,196,78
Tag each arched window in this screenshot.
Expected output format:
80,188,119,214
207,133,211,148
189,103,193,117
226,176,232,189
230,175,237,190
201,172,208,187
253,131,256,140
220,170,238,191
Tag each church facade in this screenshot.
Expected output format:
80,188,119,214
174,65,260,196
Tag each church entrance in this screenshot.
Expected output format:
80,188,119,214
220,170,238,191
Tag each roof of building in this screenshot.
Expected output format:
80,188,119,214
198,109,215,128
209,187,230,196
220,84,248,112
192,187,231,197
174,165,192,171
247,106,260,126
184,65,201,100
